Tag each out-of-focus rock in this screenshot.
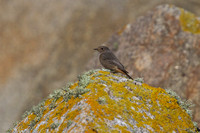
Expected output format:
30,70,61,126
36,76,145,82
1,0,200,132
0,0,147,132
9,70,197,133
88,4,200,127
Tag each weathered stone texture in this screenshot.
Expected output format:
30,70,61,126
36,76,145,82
10,70,196,133
88,5,200,127
1,1,200,132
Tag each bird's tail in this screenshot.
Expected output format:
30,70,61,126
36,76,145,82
125,73,133,80
116,68,133,80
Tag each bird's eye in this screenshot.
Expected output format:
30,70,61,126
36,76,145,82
101,48,104,50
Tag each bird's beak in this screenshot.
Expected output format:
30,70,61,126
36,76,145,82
93,48,98,50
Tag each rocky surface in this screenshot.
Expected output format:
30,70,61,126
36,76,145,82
9,70,196,133
1,1,200,132
88,5,200,128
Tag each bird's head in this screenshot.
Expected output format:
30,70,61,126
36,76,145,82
94,46,110,53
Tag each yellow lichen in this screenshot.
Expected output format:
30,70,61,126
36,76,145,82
11,70,196,133
180,8,200,34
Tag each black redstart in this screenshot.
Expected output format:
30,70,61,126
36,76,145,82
94,46,133,79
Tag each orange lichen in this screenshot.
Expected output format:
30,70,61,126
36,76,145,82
114,124,131,133
10,70,196,133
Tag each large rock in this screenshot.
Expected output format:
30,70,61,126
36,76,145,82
0,0,148,132
9,70,196,132
88,4,200,127
1,1,200,132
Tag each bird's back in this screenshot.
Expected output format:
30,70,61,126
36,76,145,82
99,51,125,71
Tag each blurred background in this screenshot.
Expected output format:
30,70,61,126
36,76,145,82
0,0,200,132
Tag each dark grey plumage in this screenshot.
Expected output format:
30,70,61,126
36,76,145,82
94,46,133,79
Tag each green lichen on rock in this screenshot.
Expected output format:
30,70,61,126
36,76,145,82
166,89,194,118
166,89,198,129
9,69,197,133
50,123,59,129
67,120,73,128
29,120,37,129
179,8,200,34
97,97,107,104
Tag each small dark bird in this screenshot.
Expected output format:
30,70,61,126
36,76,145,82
94,46,133,79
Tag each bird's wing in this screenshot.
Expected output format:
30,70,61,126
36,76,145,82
110,60,126,69
101,52,127,72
